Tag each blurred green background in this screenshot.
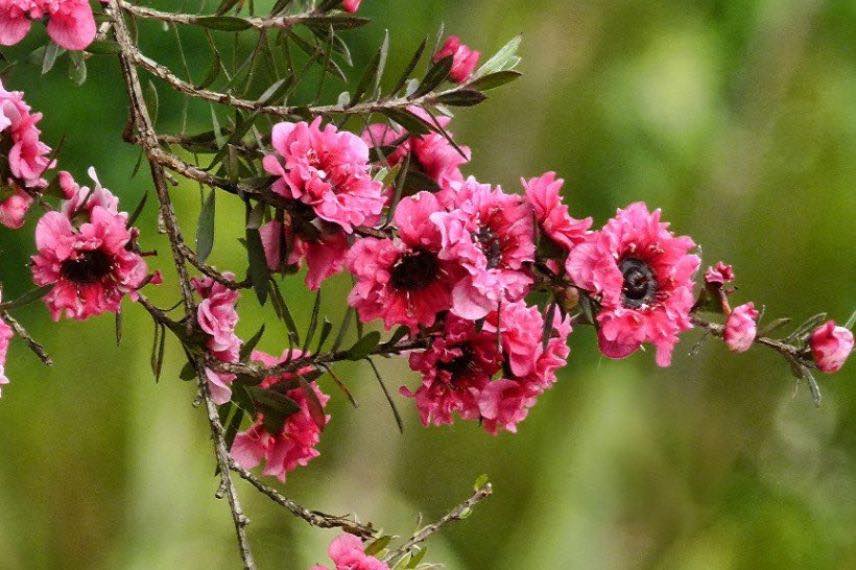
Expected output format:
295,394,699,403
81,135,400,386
1,0,855,568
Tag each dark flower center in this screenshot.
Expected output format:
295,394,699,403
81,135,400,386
475,226,503,269
439,345,475,380
60,249,113,284
390,249,440,291
619,257,658,308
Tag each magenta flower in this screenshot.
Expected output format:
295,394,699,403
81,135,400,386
0,0,96,50
31,203,149,321
310,533,389,570
810,321,854,374
361,115,470,191
347,192,463,331
724,302,758,353
0,80,54,228
341,0,363,13
522,171,592,252
192,275,242,405
0,299,13,397
259,217,349,291
704,261,735,285
59,168,120,219
231,350,330,482
401,314,502,427
566,202,700,367
263,118,384,234
432,178,535,319
434,35,480,84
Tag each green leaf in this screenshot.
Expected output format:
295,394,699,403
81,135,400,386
435,89,487,107
150,322,166,383
474,474,490,491
224,408,244,450
345,331,381,360
407,547,428,568
145,80,159,126
366,358,403,433
298,376,327,430
350,29,389,107
391,37,427,96
302,14,370,31
380,108,432,136
475,34,522,77
411,54,452,98
0,286,51,310
245,203,271,305
196,16,253,31
240,324,266,361
302,290,323,353
196,190,216,263
315,318,333,354
467,69,522,91
196,52,222,89
758,317,791,337
115,310,123,346
127,191,148,226
330,307,353,352
363,536,392,556
41,43,63,75
179,361,196,381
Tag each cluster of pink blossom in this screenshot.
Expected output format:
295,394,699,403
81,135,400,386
0,79,54,229
192,274,242,405
0,0,96,50
231,350,330,482
30,169,152,321
310,533,388,570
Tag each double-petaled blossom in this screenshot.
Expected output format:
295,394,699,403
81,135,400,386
401,314,502,426
30,173,150,321
361,111,470,192
0,0,96,50
347,191,463,331
231,350,330,482
434,35,480,84
310,533,389,570
566,202,700,367
0,294,13,398
432,178,535,320
259,216,349,291
810,321,854,374
704,261,735,286
0,80,54,228
724,302,758,353
522,172,592,253
192,275,242,405
263,118,385,234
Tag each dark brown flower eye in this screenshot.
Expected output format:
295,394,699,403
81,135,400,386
619,257,658,308
390,249,440,291
60,250,113,284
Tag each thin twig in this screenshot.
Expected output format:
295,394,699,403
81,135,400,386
107,1,256,567
691,315,804,358
1,311,52,366
229,460,376,539
385,483,493,563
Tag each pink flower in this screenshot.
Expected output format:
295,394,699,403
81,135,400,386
341,0,362,12
231,350,330,482
724,302,758,353
31,204,149,321
361,117,470,191
263,118,384,233
347,192,462,331
810,321,854,374
402,315,502,426
0,189,32,229
431,178,535,319
522,172,592,252
704,261,734,285
478,379,535,435
259,217,349,291
434,36,480,84
0,297,13,397
311,533,389,570
0,0,95,50
192,274,242,404
59,168,120,219
0,80,54,228
566,202,700,367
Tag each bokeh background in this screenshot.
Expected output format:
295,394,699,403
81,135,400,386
1,0,855,568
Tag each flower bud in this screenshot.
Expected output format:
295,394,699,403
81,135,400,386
810,321,854,373
724,302,758,353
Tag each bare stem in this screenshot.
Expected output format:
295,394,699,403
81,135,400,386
107,1,256,567
1,310,52,366
385,483,493,563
